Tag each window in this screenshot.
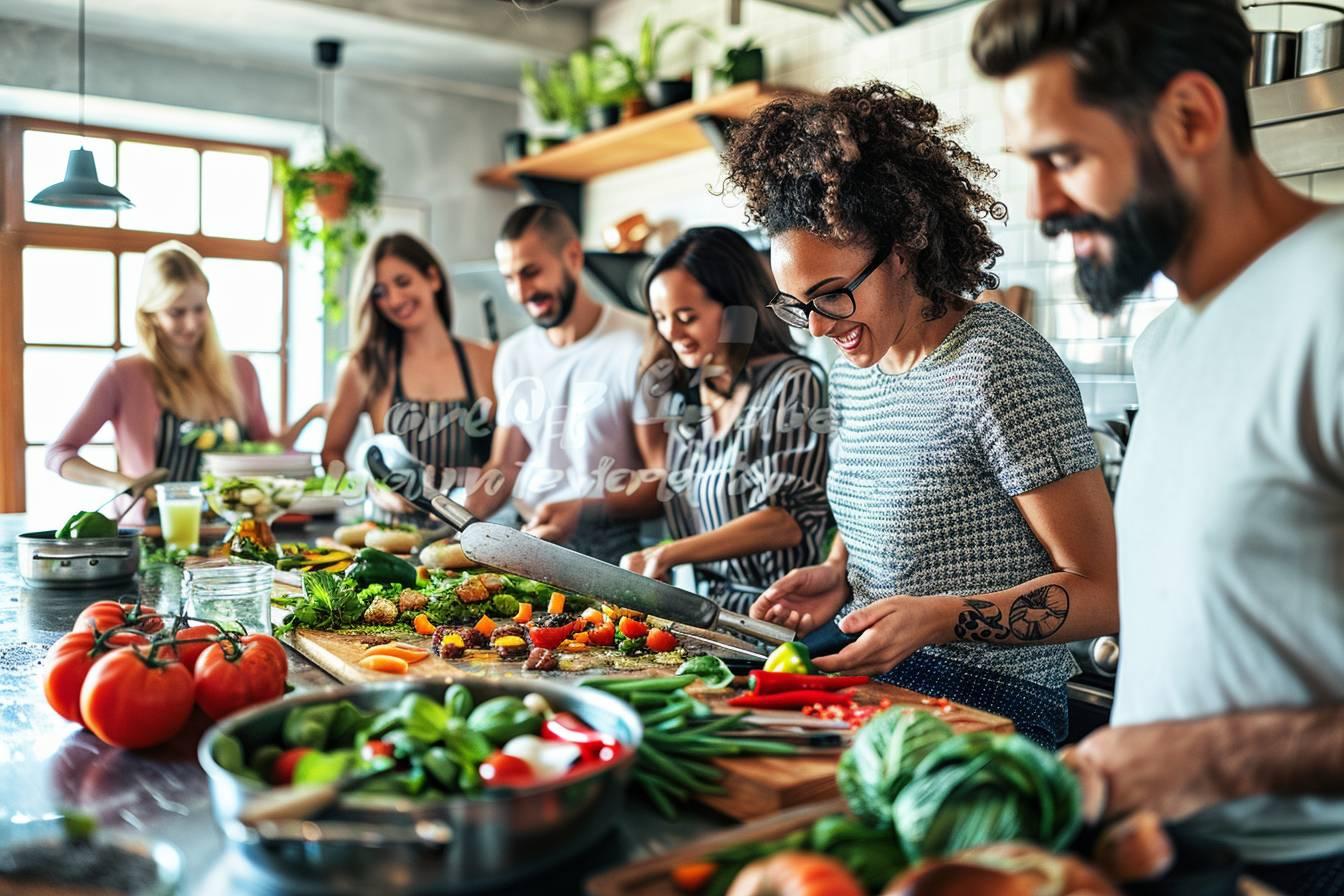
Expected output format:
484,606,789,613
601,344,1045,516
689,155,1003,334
0,117,289,516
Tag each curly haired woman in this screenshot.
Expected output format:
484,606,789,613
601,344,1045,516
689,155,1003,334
733,82,1117,746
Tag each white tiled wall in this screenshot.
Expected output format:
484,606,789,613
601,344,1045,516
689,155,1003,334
582,0,1338,422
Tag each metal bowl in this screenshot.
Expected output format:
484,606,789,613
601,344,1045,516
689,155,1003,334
17,529,140,587
198,677,642,895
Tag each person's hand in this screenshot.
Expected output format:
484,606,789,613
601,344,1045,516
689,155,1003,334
750,564,851,636
811,596,942,675
1064,720,1232,822
620,544,676,581
523,499,585,544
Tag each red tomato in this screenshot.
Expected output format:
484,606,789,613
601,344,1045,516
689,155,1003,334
646,629,678,653
241,634,289,677
163,623,221,673
618,617,649,640
42,629,147,725
361,739,395,762
74,600,164,635
270,747,314,785
479,752,535,788
193,637,288,720
588,623,616,647
79,647,194,749
527,624,573,651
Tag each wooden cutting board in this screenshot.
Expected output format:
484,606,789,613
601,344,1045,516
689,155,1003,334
692,682,1012,821
272,584,1012,822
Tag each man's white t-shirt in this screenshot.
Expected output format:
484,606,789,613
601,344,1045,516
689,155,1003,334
492,303,651,509
1113,206,1344,863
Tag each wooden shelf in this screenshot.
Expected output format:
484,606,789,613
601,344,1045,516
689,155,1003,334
476,81,803,188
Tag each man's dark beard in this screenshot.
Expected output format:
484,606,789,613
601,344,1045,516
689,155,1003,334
532,270,577,329
1041,146,1192,316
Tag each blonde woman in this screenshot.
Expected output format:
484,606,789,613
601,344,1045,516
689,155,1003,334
46,241,322,522
322,232,495,526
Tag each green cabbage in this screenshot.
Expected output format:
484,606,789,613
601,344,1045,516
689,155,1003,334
836,708,954,828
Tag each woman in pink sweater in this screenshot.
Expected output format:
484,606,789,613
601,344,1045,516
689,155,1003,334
45,241,322,522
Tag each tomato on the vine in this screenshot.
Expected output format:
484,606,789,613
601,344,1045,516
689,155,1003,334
163,623,222,673
79,646,194,749
193,636,287,720
42,629,147,725
75,599,164,635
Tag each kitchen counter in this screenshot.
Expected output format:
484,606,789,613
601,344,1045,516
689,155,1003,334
0,514,723,894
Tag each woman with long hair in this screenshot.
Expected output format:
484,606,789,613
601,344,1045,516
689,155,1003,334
535,226,832,612
46,240,322,521
728,82,1118,747
322,232,495,525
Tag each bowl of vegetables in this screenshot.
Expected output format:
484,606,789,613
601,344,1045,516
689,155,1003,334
198,676,642,894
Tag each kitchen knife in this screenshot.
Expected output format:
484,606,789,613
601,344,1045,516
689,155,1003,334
365,444,796,645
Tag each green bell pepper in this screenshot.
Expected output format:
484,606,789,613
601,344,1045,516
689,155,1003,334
346,547,418,588
763,641,817,675
466,696,541,746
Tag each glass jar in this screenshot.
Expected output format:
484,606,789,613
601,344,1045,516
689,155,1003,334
184,557,275,635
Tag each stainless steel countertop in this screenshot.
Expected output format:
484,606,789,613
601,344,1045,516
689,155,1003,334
0,514,723,894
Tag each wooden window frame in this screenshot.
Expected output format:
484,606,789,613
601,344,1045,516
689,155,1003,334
0,116,290,513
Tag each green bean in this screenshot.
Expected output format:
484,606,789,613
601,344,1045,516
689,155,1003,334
637,742,704,792
633,768,687,800
633,771,677,819
630,692,673,708
673,757,725,782
638,702,691,726
586,674,698,693
654,713,749,742
696,736,799,755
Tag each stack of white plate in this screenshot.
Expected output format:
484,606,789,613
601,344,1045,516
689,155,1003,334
202,452,318,479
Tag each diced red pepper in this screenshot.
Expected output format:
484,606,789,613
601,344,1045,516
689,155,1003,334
618,617,649,639
748,670,869,695
541,712,623,763
726,689,856,709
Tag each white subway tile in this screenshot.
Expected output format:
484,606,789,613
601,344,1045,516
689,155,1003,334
1310,169,1344,203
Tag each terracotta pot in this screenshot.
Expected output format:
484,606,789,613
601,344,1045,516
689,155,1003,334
621,93,650,121
309,170,354,221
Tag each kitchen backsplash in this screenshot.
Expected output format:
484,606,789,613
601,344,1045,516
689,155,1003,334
584,0,1341,422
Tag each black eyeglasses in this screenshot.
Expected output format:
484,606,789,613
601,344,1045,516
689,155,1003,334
767,246,891,329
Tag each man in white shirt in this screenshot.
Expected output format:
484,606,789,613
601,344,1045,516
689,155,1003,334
974,1,1344,891
467,202,660,564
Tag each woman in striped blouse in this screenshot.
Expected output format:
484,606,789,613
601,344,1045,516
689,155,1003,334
616,227,832,613
725,83,1118,747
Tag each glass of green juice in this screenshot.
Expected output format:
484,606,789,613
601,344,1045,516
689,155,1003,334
155,482,203,552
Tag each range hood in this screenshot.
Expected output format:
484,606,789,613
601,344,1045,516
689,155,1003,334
1250,67,1344,178
758,0,978,34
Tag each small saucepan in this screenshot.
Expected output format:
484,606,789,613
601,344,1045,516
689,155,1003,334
17,529,141,587
1245,2,1344,81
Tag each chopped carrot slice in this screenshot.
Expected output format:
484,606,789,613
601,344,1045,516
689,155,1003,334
513,602,533,623
474,615,496,637
362,642,429,664
413,613,436,636
358,655,409,674
671,861,718,892
548,592,566,615
571,631,590,644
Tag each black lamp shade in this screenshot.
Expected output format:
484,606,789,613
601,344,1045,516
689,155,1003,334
30,148,133,210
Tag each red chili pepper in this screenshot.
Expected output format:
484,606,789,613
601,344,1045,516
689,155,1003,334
541,712,623,763
727,689,856,709
747,670,870,695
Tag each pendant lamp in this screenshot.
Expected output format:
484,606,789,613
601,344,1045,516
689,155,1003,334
29,0,133,210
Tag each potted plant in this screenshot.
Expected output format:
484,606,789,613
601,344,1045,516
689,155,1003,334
717,37,765,85
521,59,585,143
275,145,382,321
570,45,635,132
594,17,714,112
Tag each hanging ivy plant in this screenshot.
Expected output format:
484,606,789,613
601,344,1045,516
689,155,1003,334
275,146,382,322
